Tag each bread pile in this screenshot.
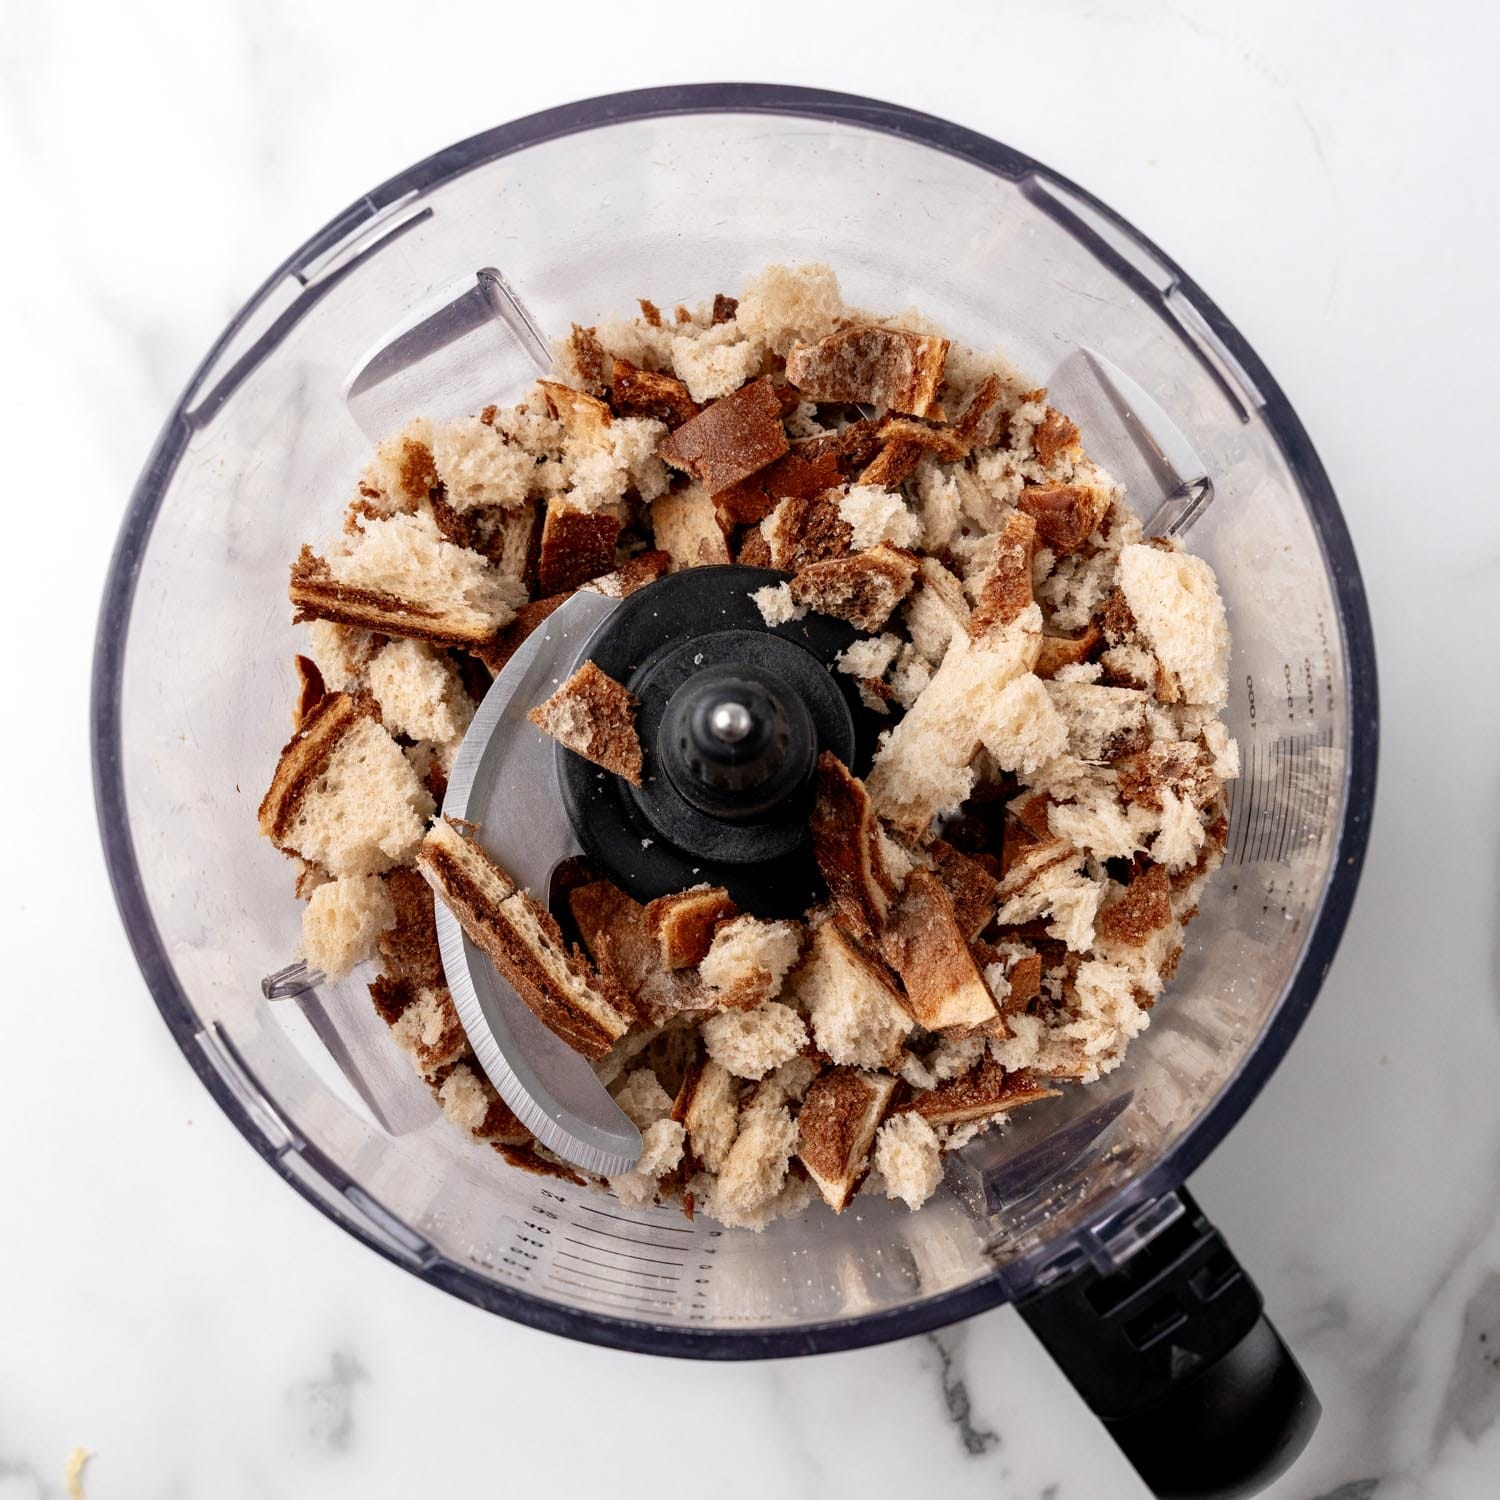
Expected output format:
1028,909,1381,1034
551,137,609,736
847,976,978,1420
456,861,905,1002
259,264,1237,1228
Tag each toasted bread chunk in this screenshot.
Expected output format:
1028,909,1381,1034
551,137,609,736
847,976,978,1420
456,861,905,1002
528,660,643,786
569,878,703,1026
473,592,571,675
789,544,917,631
676,1056,740,1172
1045,681,1152,762
1036,624,1103,678
810,754,904,938
734,261,848,355
995,838,1102,952
926,840,1003,942
650,484,731,569
699,916,804,1008
390,985,468,1077
610,358,699,427
561,323,609,396
980,673,1068,776
874,1112,944,1210
1116,740,1220,811
858,417,967,489
880,870,1000,1035
657,378,789,494
714,445,843,528
1018,482,1109,555
700,1001,808,1080
437,1061,532,1144
1118,542,1230,707
536,503,621,594
259,691,434,877
953,373,1007,449
367,637,474,757
300,874,395,978
909,1056,1060,1127
1032,408,1081,469
644,885,739,969
1095,864,1173,948
835,485,923,550
291,511,520,649
797,1068,897,1211
739,524,771,568
969,510,1037,637
785,325,949,418
416,818,630,1060
583,549,671,598
764,492,853,572
750,581,806,627
709,1103,799,1230
790,922,912,1069
378,866,446,989
537,378,612,441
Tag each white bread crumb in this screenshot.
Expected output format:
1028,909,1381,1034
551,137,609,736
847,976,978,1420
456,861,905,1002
791,923,911,1069
836,485,922,550
734,262,847,357
1151,789,1207,871
367,638,474,761
835,633,901,681
977,673,1068,775
390,986,467,1076
751,581,807,627
700,917,803,1004
438,1064,492,1133
1203,721,1241,779
1118,542,1230,707
700,1001,808,1080
708,1104,799,1229
684,1058,739,1171
612,1067,674,1128
670,324,765,402
299,874,395,977
608,1118,687,1206
874,1113,943,1210
306,620,381,692
359,418,436,513
432,415,535,512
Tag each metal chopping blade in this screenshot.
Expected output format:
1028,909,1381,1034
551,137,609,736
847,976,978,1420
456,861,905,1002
435,590,643,1178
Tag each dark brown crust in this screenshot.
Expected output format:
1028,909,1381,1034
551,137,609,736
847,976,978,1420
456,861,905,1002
714,446,843,527
711,293,739,325
569,879,705,1025
569,324,609,396
582,549,672,598
1017,483,1109,556
378,867,446,989
766,492,853,572
879,870,1000,1035
644,886,739,969
1036,624,1104,678
1116,742,1219,812
537,504,622,595
811,754,899,939
495,1143,587,1185
429,491,475,550
1099,588,1137,646
1033,408,1080,468
528,660,644,786
472,593,573,676
1096,864,1173,948
258,690,381,846
797,1068,895,1211
397,437,439,503
736,527,773,568
610,359,699,428
793,419,883,476
926,840,1003,941
789,544,917,632
293,654,327,729
908,1056,1060,1125
1003,951,1044,1012
953,374,1007,449
638,298,662,328
859,416,970,491
968,511,1037,636
784,325,949,418
656,378,790,495
368,975,413,1026
289,549,498,649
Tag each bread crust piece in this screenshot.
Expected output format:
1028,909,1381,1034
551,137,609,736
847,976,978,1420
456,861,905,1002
714,446,843,528
764,492,854,572
784,325,949,418
1036,623,1103,678
968,510,1037,637
472,593,572,675
650,484,731,570
569,879,706,1026
528,660,644,786
810,754,903,939
789,543,918,631
1032,408,1081,469
583,549,671,598
880,870,1001,1035
416,818,631,1061
907,1055,1060,1126
378,866,447,990
536,503,622,594
1017,483,1109,556
609,358,699,428
925,839,1003,942
656,377,789,494
259,690,379,847
797,1068,898,1211
1095,863,1173,947
643,886,739,969
293,654,327,728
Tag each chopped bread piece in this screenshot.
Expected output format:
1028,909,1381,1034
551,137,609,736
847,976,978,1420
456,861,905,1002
656,378,789,494
1017,483,1109,555
790,922,912,1069
390,985,467,1077
835,485,923,550
968,510,1037,636
866,610,1041,837
709,1103,799,1230
715,445,843,527
751,581,807,627
925,840,1003,941
300,874,395,978
1115,740,1220,811
609,1117,688,1206
789,544,917,631
416,818,630,1060
784,325,949,418
1095,864,1174,949
305,620,382,692
734,261,847,356
880,871,1000,1034
569,878,703,1025
612,1066,675,1127
377,867,446,988
908,1056,1060,1127
764,492,854,572
810,754,905,938
559,323,608,396
677,1056,740,1172
953,373,1007,448
431,414,536,512
259,692,434,877
699,916,804,1008
670,323,765,403
474,592,572,675
358,419,437,513
1046,680,1153,763
436,1062,532,1144
797,1068,897,1211
528,660,643,786
293,653,326,728
367,638,474,759
1118,542,1230,707
536,502,621,594
650,484,731,569
904,557,972,664
873,1112,944,1210
1036,624,1103,678
744,1053,822,1114
1032,408,1081,469
995,838,1103,952
979,673,1068,775
610,358,699,427
644,885,739,969
582,549,672,598
700,1001,808,1080
291,511,520,648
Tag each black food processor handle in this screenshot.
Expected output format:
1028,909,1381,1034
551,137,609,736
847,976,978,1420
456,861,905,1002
1017,1189,1318,1499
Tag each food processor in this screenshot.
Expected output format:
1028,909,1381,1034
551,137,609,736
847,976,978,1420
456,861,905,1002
92,84,1378,1498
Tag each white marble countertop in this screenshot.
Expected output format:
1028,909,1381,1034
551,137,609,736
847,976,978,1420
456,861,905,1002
3,2,1497,1496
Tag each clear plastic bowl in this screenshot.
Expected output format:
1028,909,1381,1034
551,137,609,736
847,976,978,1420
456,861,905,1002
93,84,1376,1356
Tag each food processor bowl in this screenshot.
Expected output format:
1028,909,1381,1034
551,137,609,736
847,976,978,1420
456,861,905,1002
93,85,1376,1497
